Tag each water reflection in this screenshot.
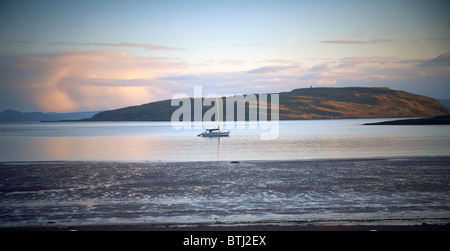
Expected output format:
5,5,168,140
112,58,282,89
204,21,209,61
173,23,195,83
24,136,229,162
218,137,221,161
0,120,449,162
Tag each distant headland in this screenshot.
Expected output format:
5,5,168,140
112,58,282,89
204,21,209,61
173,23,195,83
1,87,449,122
363,115,450,125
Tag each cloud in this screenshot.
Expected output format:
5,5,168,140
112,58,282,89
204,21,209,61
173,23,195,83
308,63,329,72
260,59,301,65
336,56,397,68
0,50,186,112
321,40,365,44
397,59,428,64
418,37,450,42
320,39,393,44
158,51,450,100
246,65,298,74
159,74,201,81
419,52,450,67
298,73,319,81
206,59,246,65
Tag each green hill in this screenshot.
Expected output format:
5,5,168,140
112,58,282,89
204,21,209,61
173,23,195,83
88,87,450,121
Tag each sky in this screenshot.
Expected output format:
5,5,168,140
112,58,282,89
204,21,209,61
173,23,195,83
1,0,449,112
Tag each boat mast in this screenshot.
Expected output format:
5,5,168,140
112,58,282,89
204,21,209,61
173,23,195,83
216,97,220,130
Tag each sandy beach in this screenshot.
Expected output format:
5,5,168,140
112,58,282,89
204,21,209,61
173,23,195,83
1,157,450,231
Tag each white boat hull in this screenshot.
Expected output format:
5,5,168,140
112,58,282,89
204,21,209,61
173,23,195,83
198,128,230,137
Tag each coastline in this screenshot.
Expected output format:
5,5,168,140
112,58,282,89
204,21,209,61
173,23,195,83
363,115,450,125
2,155,449,164
1,156,450,231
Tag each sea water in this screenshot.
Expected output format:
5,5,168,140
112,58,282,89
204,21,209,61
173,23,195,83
0,118,449,162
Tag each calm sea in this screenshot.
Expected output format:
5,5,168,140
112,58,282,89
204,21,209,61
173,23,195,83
0,118,449,162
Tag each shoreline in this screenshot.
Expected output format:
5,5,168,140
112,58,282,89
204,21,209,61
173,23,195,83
1,155,450,165
364,115,450,125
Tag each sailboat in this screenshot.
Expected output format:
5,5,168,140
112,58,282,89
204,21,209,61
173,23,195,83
198,98,230,137
197,128,230,137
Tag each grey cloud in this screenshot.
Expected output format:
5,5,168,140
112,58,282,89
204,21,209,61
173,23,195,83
419,52,450,67
247,65,298,74
320,39,393,44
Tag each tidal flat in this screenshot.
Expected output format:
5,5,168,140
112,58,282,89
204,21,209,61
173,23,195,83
1,156,449,230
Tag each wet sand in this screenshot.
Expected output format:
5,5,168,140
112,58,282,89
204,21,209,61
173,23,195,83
1,157,450,231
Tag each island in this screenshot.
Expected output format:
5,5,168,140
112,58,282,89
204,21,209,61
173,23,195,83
86,87,450,121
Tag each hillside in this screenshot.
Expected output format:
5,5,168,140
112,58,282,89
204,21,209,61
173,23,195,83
88,87,450,121
277,87,449,119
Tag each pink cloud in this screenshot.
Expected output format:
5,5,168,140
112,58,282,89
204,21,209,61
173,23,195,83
0,50,186,112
